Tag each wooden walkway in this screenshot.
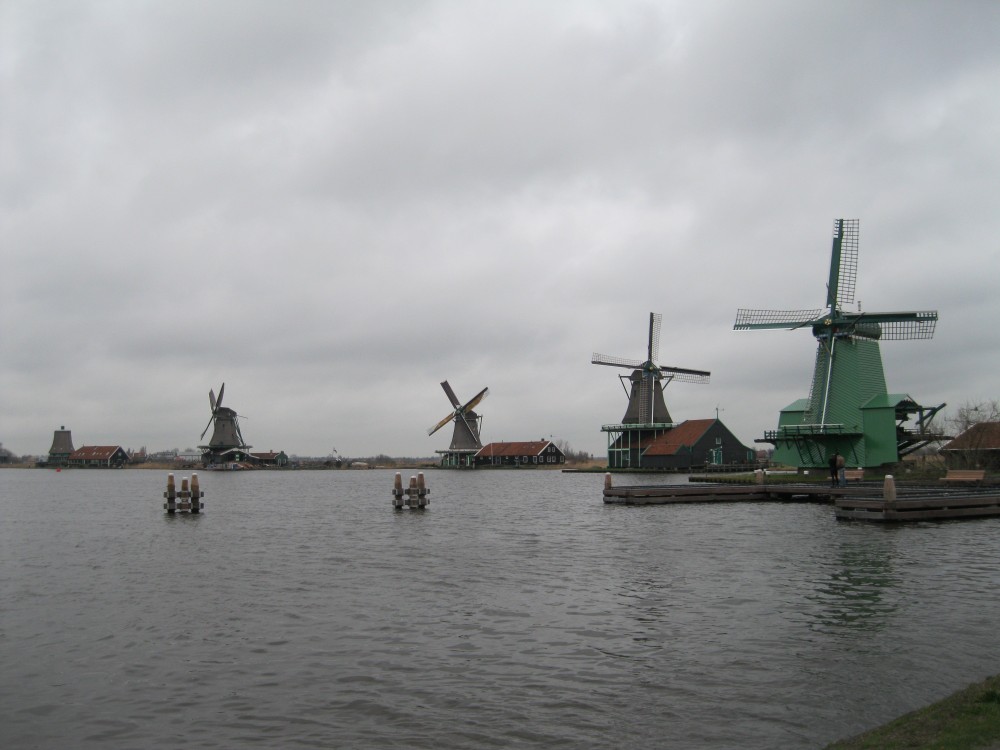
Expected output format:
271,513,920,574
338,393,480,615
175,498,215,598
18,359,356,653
602,474,1000,522
602,481,870,505
835,490,1000,522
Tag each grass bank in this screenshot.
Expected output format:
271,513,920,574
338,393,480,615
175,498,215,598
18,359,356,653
825,675,1000,749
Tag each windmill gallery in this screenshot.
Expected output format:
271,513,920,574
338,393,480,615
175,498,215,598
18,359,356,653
39,219,947,473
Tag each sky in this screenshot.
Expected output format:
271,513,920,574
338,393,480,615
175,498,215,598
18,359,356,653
2,0,999,459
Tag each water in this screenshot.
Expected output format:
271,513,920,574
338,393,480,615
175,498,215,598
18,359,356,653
2,468,999,749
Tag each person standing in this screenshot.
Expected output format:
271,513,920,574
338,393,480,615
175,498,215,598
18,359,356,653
837,452,847,487
829,453,838,487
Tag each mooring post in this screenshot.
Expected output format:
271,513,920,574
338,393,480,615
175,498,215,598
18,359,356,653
164,473,177,513
392,472,405,509
755,469,764,485
604,473,612,492
414,472,429,508
179,477,191,512
190,472,202,514
883,474,896,511
406,475,418,508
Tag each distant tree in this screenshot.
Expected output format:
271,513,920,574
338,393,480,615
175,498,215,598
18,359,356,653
554,439,592,464
947,399,1000,436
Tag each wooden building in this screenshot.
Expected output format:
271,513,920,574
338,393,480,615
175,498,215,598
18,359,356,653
939,423,1000,470
67,445,131,468
250,451,290,467
474,441,566,467
607,418,753,471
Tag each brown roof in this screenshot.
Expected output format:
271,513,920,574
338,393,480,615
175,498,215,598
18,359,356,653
942,422,1000,451
476,441,551,457
642,419,716,457
69,446,126,460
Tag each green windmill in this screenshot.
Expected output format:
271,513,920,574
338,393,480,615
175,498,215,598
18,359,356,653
734,219,944,469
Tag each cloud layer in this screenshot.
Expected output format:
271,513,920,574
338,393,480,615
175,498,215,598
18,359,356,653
3,0,998,457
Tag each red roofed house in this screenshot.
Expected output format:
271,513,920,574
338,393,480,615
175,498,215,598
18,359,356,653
939,422,1000,470
67,445,131,468
633,418,753,471
474,440,566,468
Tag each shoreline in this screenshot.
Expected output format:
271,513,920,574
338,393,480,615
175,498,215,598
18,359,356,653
824,674,1000,749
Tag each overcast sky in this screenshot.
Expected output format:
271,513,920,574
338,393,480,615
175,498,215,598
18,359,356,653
2,0,998,458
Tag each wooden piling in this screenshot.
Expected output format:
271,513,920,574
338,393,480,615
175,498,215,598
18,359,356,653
179,477,191,512
164,473,177,513
392,472,405,509
883,474,896,509
191,473,202,513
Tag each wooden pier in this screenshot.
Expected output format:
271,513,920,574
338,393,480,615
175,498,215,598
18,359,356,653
835,474,1000,522
603,473,1000,522
602,471,867,505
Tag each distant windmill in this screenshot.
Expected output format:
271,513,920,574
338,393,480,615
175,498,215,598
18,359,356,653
198,383,250,456
428,381,488,451
592,312,710,425
733,218,943,468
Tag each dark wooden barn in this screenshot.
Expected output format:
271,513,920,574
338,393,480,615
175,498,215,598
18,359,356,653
607,418,752,471
67,445,131,468
474,440,566,467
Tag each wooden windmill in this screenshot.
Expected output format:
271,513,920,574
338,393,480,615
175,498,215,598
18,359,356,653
428,381,488,468
592,312,710,468
734,219,944,468
198,383,251,465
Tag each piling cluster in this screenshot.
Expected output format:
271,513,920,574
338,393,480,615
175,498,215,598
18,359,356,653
163,473,204,514
392,472,430,510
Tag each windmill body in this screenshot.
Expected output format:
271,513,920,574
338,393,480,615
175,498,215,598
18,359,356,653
592,313,710,468
428,381,488,468
734,219,944,469
198,383,252,465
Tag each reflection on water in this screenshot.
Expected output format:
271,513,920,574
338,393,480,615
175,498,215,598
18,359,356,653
1,469,999,749
809,532,902,633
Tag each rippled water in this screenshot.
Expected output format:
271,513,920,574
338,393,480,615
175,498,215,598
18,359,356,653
2,468,1000,749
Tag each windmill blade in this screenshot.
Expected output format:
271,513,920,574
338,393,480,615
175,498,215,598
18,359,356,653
200,415,214,440
209,388,217,412
427,411,456,436
216,382,225,409
461,386,489,414
659,365,711,384
648,312,662,363
826,218,859,309
840,311,938,340
592,352,645,369
734,308,826,330
234,418,248,448
440,380,461,408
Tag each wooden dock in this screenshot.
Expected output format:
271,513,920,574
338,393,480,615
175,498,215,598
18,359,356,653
835,490,1000,522
602,478,867,505
603,473,1000,521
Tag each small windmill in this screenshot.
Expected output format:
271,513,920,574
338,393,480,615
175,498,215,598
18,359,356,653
198,383,250,461
734,219,943,468
592,313,710,468
593,312,710,425
428,381,488,467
